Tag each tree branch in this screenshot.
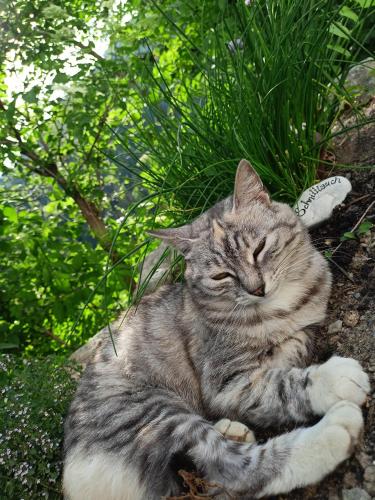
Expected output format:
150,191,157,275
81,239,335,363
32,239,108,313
43,329,66,346
72,40,105,62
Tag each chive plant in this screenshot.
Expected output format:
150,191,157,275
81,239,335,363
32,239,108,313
116,0,372,210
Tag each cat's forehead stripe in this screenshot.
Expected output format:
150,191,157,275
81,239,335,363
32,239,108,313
223,235,237,259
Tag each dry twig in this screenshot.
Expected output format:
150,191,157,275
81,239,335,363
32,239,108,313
164,470,235,500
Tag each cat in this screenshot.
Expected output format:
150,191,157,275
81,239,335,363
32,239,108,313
63,160,370,500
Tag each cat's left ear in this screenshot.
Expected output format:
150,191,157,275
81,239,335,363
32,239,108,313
147,225,196,256
233,159,270,211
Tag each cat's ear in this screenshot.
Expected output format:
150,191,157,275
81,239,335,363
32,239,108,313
147,226,196,256
233,159,270,211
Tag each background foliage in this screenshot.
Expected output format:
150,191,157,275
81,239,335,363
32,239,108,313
0,0,374,354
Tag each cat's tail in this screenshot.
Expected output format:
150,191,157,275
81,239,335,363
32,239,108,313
64,388,362,500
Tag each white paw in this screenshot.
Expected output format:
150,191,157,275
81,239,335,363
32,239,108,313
307,356,370,414
303,401,363,477
214,418,256,443
309,401,363,469
320,400,363,445
256,401,363,498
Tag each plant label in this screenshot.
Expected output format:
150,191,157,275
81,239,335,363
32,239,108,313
294,176,352,227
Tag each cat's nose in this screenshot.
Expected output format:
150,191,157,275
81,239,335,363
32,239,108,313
252,284,265,297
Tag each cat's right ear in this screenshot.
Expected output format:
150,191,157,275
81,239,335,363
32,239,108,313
233,159,270,211
147,226,196,256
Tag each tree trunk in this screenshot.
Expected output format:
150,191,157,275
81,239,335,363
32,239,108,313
71,189,110,246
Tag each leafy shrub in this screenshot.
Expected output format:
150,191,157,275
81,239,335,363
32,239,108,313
0,190,142,355
0,355,79,499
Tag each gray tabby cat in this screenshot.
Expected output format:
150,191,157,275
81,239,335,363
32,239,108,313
63,160,370,500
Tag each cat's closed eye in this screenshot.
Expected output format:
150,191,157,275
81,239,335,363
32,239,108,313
253,238,266,259
211,272,234,280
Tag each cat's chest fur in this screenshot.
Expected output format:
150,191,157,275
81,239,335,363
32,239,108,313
201,326,313,372
188,327,313,421
108,291,316,412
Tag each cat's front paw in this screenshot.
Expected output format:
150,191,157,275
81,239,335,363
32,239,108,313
256,401,363,498
307,356,370,415
303,400,363,471
321,400,363,446
214,418,256,443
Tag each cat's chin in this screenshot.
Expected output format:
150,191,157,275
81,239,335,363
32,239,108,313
235,296,265,307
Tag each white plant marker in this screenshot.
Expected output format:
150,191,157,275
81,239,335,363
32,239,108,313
294,176,352,228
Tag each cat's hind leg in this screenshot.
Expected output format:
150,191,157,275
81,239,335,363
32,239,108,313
63,449,148,500
64,400,362,499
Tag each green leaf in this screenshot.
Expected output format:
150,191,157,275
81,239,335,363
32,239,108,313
353,0,375,7
357,220,374,235
218,0,226,11
23,86,40,103
53,73,70,84
327,44,351,57
329,22,351,40
3,206,18,223
339,6,359,22
340,231,356,241
44,201,60,214
53,301,66,322
0,342,19,350
5,100,16,121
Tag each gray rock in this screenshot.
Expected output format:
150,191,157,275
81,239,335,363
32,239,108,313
364,465,375,482
344,471,358,488
342,487,371,500
328,491,340,500
364,482,375,497
328,319,343,334
364,465,375,496
355,450,372,469
331,99,375,166
343,310,360,327
345,59,375,106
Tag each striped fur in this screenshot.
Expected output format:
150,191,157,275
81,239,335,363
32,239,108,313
63,160,369,499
